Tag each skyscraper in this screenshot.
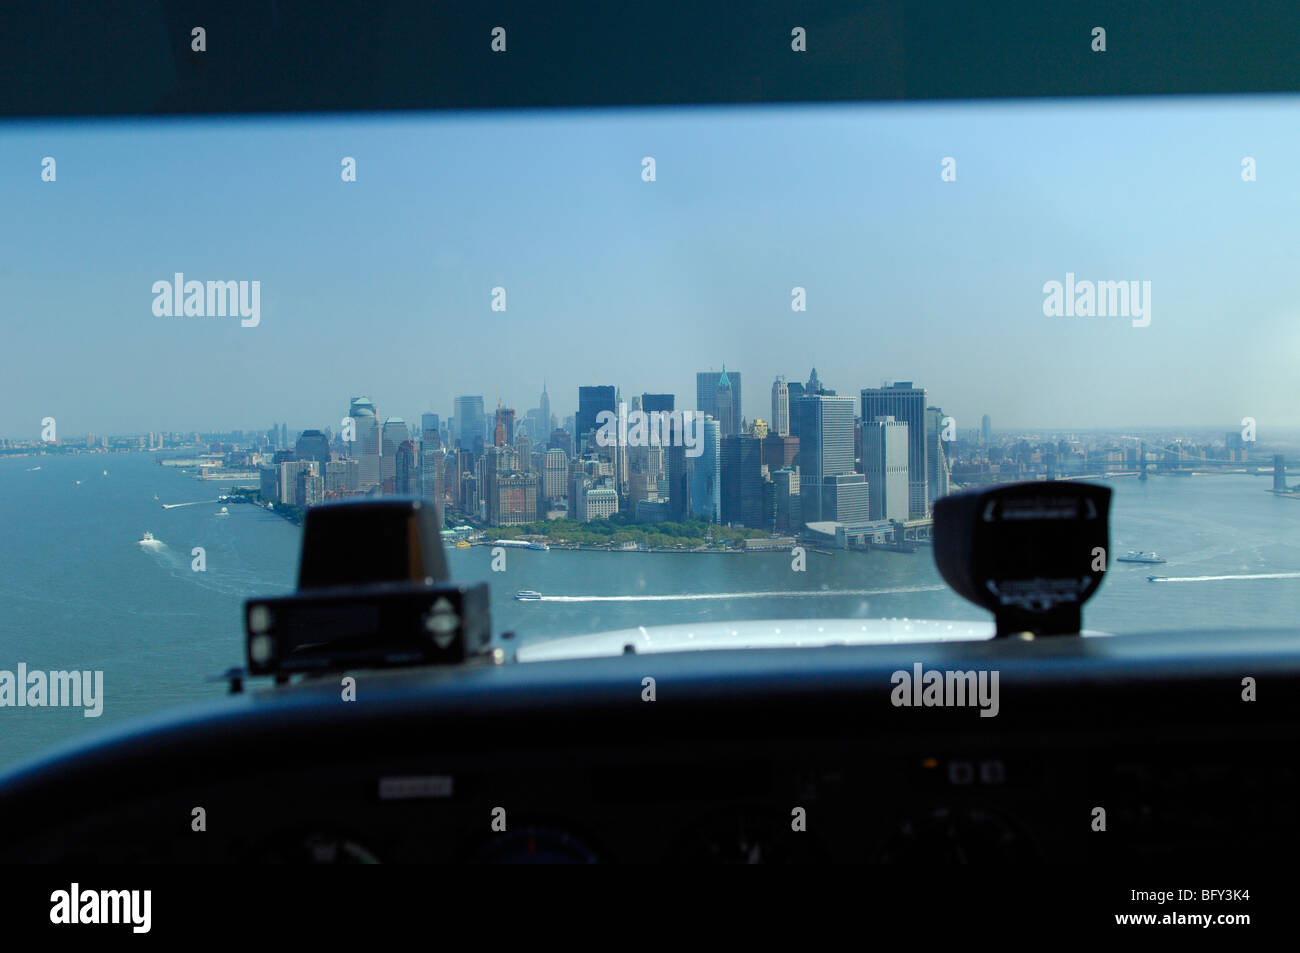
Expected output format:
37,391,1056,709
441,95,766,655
696,368,742,437
925,406,952,505
395,440,417,495
349,397,380,492
294,429,331,467
861,382,928,518
576,385,616,451
380,417,410,494
771,377,789,436
493,406,515,447
721,433,765,528
453,396,485,452
863,416,909,522
689,416,721,523
794,395,855,523
641,393,674,413
537,383,551,433
981,413,992,444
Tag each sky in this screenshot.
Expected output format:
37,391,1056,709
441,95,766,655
3,95,1300,438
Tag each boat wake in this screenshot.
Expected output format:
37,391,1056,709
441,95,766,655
536,585,947,603
1148,571,1300,583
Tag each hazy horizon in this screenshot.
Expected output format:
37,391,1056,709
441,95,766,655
6,96,1300,438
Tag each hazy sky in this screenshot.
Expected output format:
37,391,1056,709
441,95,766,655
4,95,1300,438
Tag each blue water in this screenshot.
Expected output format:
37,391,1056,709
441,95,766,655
2,451,1299,768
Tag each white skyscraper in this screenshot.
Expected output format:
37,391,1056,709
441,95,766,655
771,376,790,437
863,416,909,522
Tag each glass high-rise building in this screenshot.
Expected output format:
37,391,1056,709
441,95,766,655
721,432,765,529
380,417,410,494
860,382,928,518
453,396,485,452
696,368,742,437
349,397,380,491
689,416,721,523
576,385,616,451
794,395,855,523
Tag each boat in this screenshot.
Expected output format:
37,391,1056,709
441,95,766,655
514,590,542,601
1116,551,1167,564
455,540,471,549
139,531,156,544
216,506,229,516
527,541,550,551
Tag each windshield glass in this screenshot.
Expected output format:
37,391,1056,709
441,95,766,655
5,97,1300,767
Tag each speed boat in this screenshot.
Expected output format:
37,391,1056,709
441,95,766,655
514,589,542,601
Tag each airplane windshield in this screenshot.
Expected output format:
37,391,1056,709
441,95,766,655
4,96,1300,767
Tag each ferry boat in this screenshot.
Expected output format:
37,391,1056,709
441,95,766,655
527,541,550,551
1116,550,1167,564
514,590,543,601
139,531,155,544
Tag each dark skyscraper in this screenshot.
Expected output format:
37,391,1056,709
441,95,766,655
721,434,766,529
294,429,331,467
696,368,742,437
641,393,674,413
576,385,616,449
454,396,485,452
861,382,928,518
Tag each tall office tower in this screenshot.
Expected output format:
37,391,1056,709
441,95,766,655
576,385,616,451
515,433,533,471
925,406,951,505
538,383,551,436
548,428,573,457
1274,455,1287,492
981,413,992,444
294,429,331,467
714,368,736,438
453,395,485,451
493,406,515,447
349,397,381,492
394,440,418,495
794,395,856,523
666,417,690,523
696,368,742,437
421,413,441,442
380,417,410,494
860,382,928,518
280,422,288,450
721,433,766,528
421,437,445,503
785,381,806,436
771,377,790,436
481,446,506,522
688,415,721,523
863,416,910,522
544,448,569,501
444,451,462,508
771,467,801,533
641,393,674,414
